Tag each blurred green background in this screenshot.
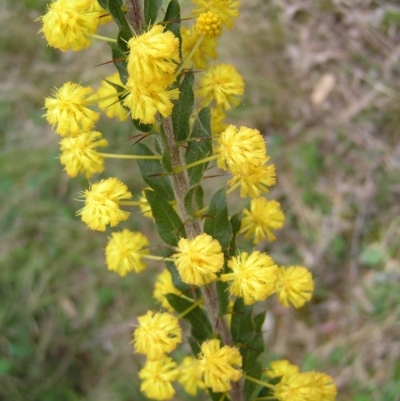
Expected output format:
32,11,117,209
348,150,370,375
1,1,400,400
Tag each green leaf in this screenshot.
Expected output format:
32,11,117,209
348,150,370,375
164,259,193,295
183,185,204,216
244,362,262,400
186,107,212,186
216,279,230,315
144,0,162,26
159,123,174,173
165,294,213,343
172,73,194,142
163,0,181,40
110,43,128,85
107,0,132,51
229,212,242,257
204,188,232,250
231,298,255,345
131,118,153,133
145,189,185,246
135,143,175,201
98,0,108,9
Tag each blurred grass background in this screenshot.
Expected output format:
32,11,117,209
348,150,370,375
1,0,400,400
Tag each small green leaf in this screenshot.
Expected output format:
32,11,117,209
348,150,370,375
231,298,255,345
159,123,174,173
164,0,181,40
135,143,174,201
164,259,193,294
166,294,213,343
216,279,229,315
204,188,232,251
229,212,242,257
144,0,162,25
244,362,262,400
110,43,128,85
145,189,185,246
131,118,153,133
186,107,212,186
107,0,132,51
172,73,194,141
98,0,108,9
183,185,204,216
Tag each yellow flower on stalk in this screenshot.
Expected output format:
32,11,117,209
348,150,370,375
198,64,244,110
38,0,101,51
173,234,224,286
105,230,149,276
265,359,299,379
197,339,242,393
195,11,222,38
97,72,127,121
181,26,218,70
123,79,180,125
240,198,285,244
44,82,99,137
228,163,276,198
192,0,240,30
275,266,314,308
221,251,278,305
216,125,268,176
153,269,181,312
77,177,132,231
133,311,182,360
139,357,179,400
178,356,205,396
59,131,107,178
127,25,180,82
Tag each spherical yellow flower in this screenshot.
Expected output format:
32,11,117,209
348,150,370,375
192,0,240,30
59,131,107,178
274,371,318,401
181,26,218,70
105,230,149,276
275,266,314,308
123,78,179,125
216,125,268,176
153,269,181,311
127,25,180,83
139,357,179,400
173,234,224,286
198,64,244,110
228,163,276,198
44,82,100,137
39,0,100,51
240,198,285,244
197,339,242,393
77,178,132,231
221,251,278,305
178,356,206,396
97,73,127,121
195,12,222,38
265,359,300,380
310,371,337,401
133,311,182,360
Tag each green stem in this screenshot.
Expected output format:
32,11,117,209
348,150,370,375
89,34,117,43
142,254,174,262
177,299,203,320
175,36,204,77
174,154,218,173
243,375,274,390
98,153,161,160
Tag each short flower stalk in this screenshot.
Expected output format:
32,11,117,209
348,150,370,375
38,1,337,401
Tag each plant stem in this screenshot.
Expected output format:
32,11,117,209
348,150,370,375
125,0,143,34
161,117,244,401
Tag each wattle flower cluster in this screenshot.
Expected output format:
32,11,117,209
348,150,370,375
123,25,181,125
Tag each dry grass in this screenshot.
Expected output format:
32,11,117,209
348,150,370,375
1,0,400,400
